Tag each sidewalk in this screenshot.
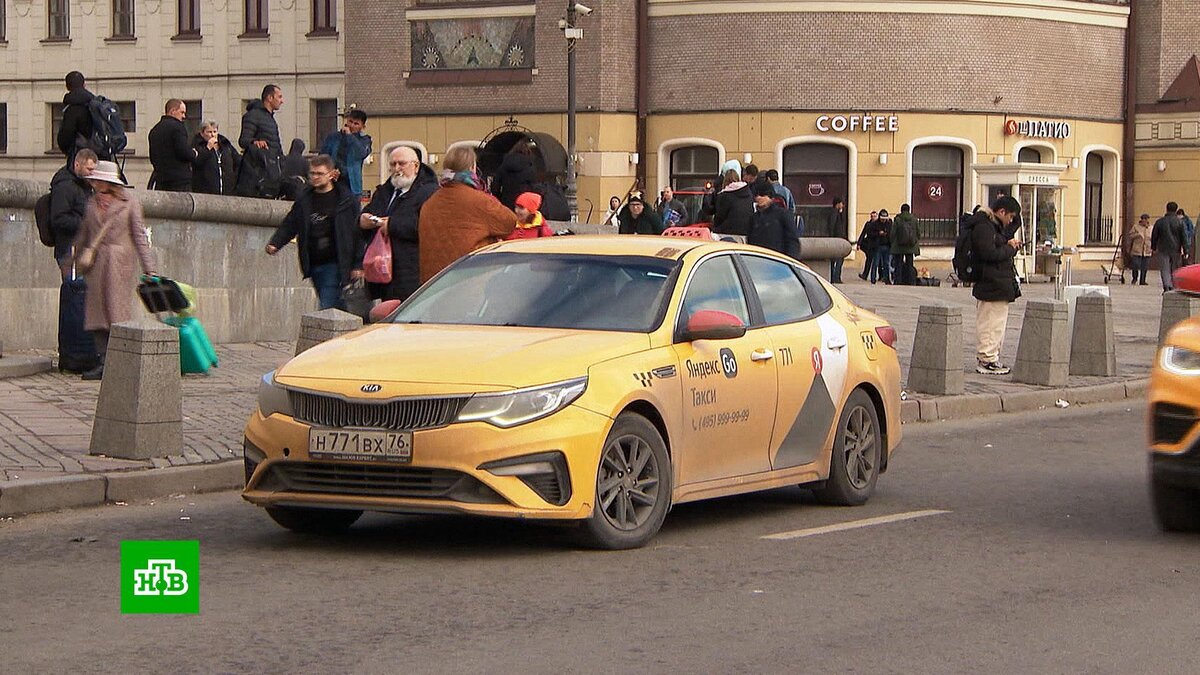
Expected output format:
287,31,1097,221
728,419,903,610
0,267,1158,516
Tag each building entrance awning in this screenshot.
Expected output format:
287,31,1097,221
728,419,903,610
972,162,1068,188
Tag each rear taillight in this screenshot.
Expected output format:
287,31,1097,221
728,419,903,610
875,325,897,348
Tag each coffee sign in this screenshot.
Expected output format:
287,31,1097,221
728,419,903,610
1005,119,1071,139
816,114,899,133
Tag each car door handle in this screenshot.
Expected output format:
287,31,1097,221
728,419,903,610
827,336,847,350
751,349,774,362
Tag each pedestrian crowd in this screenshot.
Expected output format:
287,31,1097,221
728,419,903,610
1128,202,1194,291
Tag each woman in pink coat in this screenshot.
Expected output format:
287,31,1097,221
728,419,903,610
72,160,157,380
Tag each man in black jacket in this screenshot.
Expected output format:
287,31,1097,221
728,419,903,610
48,148,98,372
748,181,799,259
1152,201,1187,292
617,193,664,235
57,71,98,161
969,195,1023,375
148,99,197,191
266,155,364,310
359,146,439,301
237,84,285,198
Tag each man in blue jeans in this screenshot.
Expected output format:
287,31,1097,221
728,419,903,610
266,155,365,309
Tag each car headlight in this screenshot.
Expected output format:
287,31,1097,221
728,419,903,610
1162,346,1200,376
457,377,587,428
257,371,295,418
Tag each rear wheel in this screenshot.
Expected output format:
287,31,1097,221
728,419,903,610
813,389,881,506
577,413,671,550
1151,477,1200,532
265,505,363,534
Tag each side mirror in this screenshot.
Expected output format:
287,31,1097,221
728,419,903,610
369,299,403,324
681,310,746,341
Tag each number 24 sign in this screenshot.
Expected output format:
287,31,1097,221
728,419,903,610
926,183,944,201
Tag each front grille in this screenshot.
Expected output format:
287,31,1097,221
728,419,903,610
1153,402,1199,446
262,461,503,503
289,391,467,430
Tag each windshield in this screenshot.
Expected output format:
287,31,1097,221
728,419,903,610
392,252,679,332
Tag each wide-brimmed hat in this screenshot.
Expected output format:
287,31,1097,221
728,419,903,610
87,161,131,187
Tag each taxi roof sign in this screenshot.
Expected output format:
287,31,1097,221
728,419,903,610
1175,264,1200,296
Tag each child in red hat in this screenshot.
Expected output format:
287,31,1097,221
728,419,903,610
507,191,554,239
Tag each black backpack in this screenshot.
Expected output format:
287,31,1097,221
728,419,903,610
894,218,917,248
86,96,127,160
34,193,55,247
952,218,979,283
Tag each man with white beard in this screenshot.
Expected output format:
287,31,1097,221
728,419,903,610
359,145,439,300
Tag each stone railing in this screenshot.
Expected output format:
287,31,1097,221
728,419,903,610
0,178,310,351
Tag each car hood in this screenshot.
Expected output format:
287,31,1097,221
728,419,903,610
275,324,651,393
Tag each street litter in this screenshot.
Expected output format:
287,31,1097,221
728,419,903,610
180,517,191,521
69,536,98,543
114,501,128,506
1055,399,1070,408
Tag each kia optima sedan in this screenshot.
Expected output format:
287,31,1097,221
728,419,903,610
243,236,902,548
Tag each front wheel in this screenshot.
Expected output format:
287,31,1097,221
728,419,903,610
813,389,881,506
265,505,363,534
577,413,672,550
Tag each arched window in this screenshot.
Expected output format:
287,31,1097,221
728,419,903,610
670,146,719,189
1084,154,1109,244
911,145,964,242
1018,147,1043,163
783,143,849,237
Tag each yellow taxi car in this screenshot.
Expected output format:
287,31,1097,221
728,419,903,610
242,236,902,548
1149,264,1200,531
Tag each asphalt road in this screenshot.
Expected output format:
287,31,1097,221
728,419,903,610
3,400,1197,674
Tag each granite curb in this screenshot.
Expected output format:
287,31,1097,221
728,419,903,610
0,460,243,517
0,378,1151,518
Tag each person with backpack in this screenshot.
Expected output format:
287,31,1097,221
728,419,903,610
890,203,920,285
57,71,126,163
47,149,99,373
507,192,554,240
237,84,285,198
955,195,1023,375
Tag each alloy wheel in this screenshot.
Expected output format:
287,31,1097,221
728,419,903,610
843,406,877,490
597,434,661,531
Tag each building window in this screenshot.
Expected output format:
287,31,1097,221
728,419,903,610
313,99,339,149
182,100,203,138
668,145,719,225
1018,147,1042,163
112,0,134,38
312,0,335,34
1,1,7,41
1083,154,1112,244
48,0,70,39
116,101,136,133
783,143,849,238
244,0,268,35
911,145,965,242
177,0,200,36
0,103,7,154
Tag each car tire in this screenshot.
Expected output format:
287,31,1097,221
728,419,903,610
1151,477,1200,532
577,413,672,550
265,505,363,534
813,389,881,506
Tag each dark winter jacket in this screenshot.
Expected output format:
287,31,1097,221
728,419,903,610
190,133,241,195
279,139,309,201
890,212,920,255
49,164,93,258
492,152,537,210
618,206,664,235
362,163,440,300
657,198,689,227
533,182,571,222
712,183,753,236
238,99,282,155
57,88,96,159
1152,213,1186,257
320,129,373,196
147,115,195,190
829,208,848,240
857,218,883,250
269,183,365,285
968,208,1021,303
748,203,799,259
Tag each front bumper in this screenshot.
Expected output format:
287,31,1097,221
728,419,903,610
241,404,611,520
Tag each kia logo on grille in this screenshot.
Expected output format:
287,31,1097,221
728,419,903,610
360,384,382,393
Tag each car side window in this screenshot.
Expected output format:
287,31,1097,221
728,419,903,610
741,255,813,325
797,269,834,314
679,256,750,326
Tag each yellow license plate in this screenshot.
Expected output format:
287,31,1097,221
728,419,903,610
308,429,413,462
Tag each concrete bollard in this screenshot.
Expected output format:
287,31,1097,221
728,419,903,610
1159,291,1200,344
90,319,182,460
1069,294,1117,376
295,308,364,355
1012,300,1069,387
907,304,964,395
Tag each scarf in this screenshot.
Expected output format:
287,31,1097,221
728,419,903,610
514,211,545,230
439,169,481,189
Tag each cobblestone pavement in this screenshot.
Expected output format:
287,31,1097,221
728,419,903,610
0,267,1163,483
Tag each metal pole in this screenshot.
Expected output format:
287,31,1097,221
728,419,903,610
565,1,578,222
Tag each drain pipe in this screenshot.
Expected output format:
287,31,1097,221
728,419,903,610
635,0,648,191
1122,1,1137,243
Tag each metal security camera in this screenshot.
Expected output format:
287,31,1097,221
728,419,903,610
573,3,593,16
